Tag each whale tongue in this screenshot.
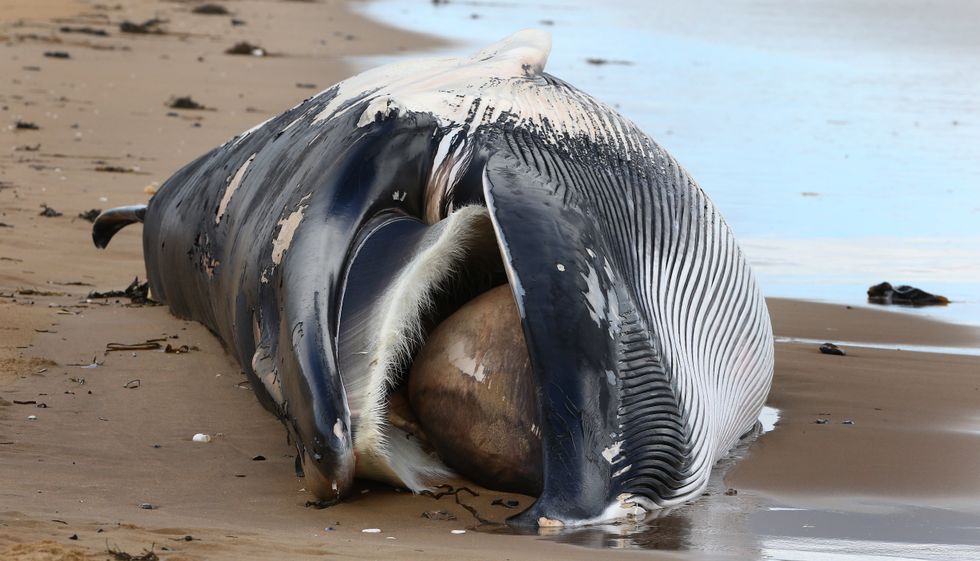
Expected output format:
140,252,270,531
408,283,543,496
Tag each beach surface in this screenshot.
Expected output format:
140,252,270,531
1,1,978,560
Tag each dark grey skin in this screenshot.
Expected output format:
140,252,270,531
93,31,773,527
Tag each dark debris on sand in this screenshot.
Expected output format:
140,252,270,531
39,204,62,217
15,120,39,130
94,164,134,173
107,544,159,561
421,510,457,521
867,281,949,306
59,25,109,37
78,209,101,222
120,19,166,35
192,3,231,15
168,96,206,110
225,41,265,56
88,277,153,305
43,51,71,59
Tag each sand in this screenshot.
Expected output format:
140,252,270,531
1,1,979,560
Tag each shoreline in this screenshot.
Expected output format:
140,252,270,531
2,1,978,560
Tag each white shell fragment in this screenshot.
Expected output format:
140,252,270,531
27,415,38,420
450,529,466,535
192,433,212,442
361,528,381,533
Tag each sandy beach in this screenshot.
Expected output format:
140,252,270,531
2,1,979,560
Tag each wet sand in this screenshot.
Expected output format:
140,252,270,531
2,1,979,560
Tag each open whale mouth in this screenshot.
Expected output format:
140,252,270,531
335,205,542,497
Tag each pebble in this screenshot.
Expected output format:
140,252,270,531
450,529,466,535
842,419,855,425
815,419,829,424
192,433,212,442
27,415,37,420
139,503,154,510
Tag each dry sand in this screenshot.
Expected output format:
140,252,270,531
1,1,979,560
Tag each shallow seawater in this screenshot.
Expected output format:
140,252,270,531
354,0,980,328
476,422,980,560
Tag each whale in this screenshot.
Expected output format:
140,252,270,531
92,30,774,527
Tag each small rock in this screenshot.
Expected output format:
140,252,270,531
724,488,738,496
139,502,154,509
815,418,829,424
251,455,266,461
819,342,846,356
69,534,78,540
842,419,855,425
27,415,38,420
192,433,212,442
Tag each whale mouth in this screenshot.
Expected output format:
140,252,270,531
336,205,539,494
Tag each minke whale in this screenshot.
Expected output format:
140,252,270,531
93,30,774,527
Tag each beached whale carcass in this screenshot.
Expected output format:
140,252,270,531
92,30,774,527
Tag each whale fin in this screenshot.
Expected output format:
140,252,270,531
92,205,147,249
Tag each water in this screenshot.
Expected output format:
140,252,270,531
482,419,980,560
353,0,980,327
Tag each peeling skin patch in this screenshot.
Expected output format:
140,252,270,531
556,263,565,272
612,464,632,478
601,440,622,464
271,194,312,265
357,96,400,127
216,153,256,224
281,116,304,134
